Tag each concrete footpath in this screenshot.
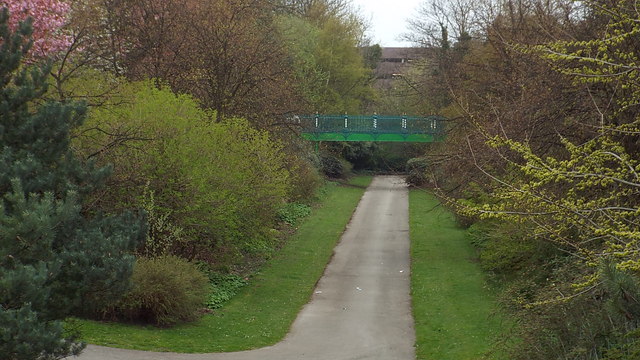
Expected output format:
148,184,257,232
72,175,415,360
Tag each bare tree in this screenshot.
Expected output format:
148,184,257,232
183,0,303,122
404,0,480,46
274,0,353,20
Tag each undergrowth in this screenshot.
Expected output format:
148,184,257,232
277,203,312,226
205,273,248,310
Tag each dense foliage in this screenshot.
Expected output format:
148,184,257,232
405,157,430,186
404,0,640,358
73,80,291,264
204,272,248,310
0,10,144,359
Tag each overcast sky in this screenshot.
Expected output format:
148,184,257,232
351,0,423,47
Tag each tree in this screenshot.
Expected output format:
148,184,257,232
0,10,144,359
0,0,71,58
465,0,640,272
280,5,373,114
405,0,478,47
185,0,301,121
93,0,193,82
83,0,304,124
276,0,354,23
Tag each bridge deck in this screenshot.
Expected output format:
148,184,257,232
297,114,445,142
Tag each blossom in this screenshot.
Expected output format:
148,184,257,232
1,0,72,57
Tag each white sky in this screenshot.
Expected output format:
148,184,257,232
351,0,424,47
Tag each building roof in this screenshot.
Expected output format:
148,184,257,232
375,47,425,81
379,47,425,62
373,47,435,89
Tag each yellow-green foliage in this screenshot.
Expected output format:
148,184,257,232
277,13,374,114
533,0,640,119
460,0,640,289
470,135,640,268
75,80,290,264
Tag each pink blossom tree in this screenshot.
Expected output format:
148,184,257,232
1,0,71,57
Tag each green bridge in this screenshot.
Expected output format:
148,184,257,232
297,114,445,142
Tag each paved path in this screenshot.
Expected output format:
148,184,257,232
74,175,415,360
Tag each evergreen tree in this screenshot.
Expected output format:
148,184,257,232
0,9,145,360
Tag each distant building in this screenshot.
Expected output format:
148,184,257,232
374,47,425,88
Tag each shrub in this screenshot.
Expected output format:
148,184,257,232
468,220,554,276
405,157,429,186
320,153,345,178
339,157,353,176
75,81,291,266
285,152,322,201
137,186,184,258
106,256,209,326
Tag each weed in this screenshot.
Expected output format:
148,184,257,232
205,273,248,310
277,203,312,226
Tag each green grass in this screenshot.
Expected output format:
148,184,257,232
343,174,373,188
410,189,507,360
76,176,371,353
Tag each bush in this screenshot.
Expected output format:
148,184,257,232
320,153,345,178
468,220,554,276
76,81,291,266
339,157,353,176
284,151,322,202
105,256,209,326
405,157,429,186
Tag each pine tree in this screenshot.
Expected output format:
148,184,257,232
0,9,145,360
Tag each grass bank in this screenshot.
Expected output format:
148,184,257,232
76,177,371,352
410,189,507,360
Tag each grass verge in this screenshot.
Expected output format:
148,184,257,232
75,176,371,353
410,189,507,360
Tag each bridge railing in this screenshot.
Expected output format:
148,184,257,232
295,114,445,136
